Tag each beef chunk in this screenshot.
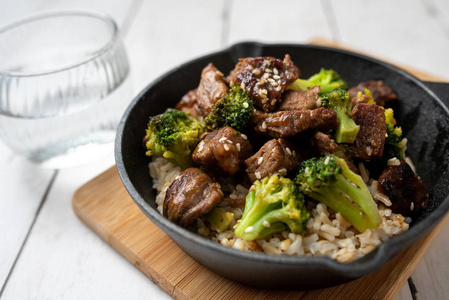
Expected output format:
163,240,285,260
192,126,253,176
378,161,429,217
351,103,386,160
164,168,223,227
175,88,202,118
245,138,300,183
227,55,299,112
277,86,321,111
309,132,338,156
251,107,338,138
348,80,397,107
196,63,229,116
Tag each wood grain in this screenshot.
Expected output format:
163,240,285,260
72,166,449,300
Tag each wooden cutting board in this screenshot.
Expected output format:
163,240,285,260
72,41,449,300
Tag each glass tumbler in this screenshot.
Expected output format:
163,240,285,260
0,11,131,168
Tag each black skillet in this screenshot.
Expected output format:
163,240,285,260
115,42,449,290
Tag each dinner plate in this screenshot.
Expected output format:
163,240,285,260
116,42,449,289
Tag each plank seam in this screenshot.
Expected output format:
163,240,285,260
0,170,58,297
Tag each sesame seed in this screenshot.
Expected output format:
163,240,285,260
265,68,272,73
241,134,248,140
278,168,287,175
273,68,279,75
264,60,270,65
305,167,309,173
224,144,229,151
273,75,280,80
243,102,249,108
272,82,279,87
255,172,261,180
262,122,267,129
261,89,268,94
252,69,261,75
268,78,276,84
263,221,270,228
410,202,415,211
259,79,265,85
236,143,241,152
258,157,264,165
219,137,227,142
324,156,330,165
270,99,276,106
276,86,282,91
385,133,389,138
285,147,292,155
245,226,254,233
241,82,246,89
226,139,233,144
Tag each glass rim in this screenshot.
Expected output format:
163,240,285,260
0,10,120,77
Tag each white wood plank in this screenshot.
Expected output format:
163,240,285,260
0,0,133,29
124,0,227,95
226,0,333,46
408,219,449,299
0,153,166,300
395,283,413,300
0,142,55,290
329,0,449,80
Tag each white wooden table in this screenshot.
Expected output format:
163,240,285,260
1,1,449,299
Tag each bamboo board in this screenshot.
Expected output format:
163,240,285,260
72,41,449,299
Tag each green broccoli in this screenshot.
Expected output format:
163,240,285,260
295,154,381,232
144,109,205,168
204,85,254,131
383,108,404,162
234,175,309,241
321,89,360,144
288,68,348,94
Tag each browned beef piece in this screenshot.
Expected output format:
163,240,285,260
277,86,321,111
251,107,338,138
245,138,300,183
309,132,338,156
175,88,202,118
192,126,253,176
378,161,429,217
163,168,223,227
227,55,299,112
348,80,397,107
196,63,229,116
351,103,386,160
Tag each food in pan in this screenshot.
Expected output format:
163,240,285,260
144,55,429,262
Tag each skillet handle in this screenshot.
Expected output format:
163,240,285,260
423,81,449,107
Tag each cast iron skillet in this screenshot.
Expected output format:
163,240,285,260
116,42,449,290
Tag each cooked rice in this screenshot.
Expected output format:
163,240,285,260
149,156,409,263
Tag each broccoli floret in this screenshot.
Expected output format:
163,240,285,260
383,108,404,162
356,88,376,105
321,89,360,144
288,68,348,94
234,175,309,241
295,155,381,232
144,109,205,168
204,85,254,131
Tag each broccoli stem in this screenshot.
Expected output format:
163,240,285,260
334,108,360,144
